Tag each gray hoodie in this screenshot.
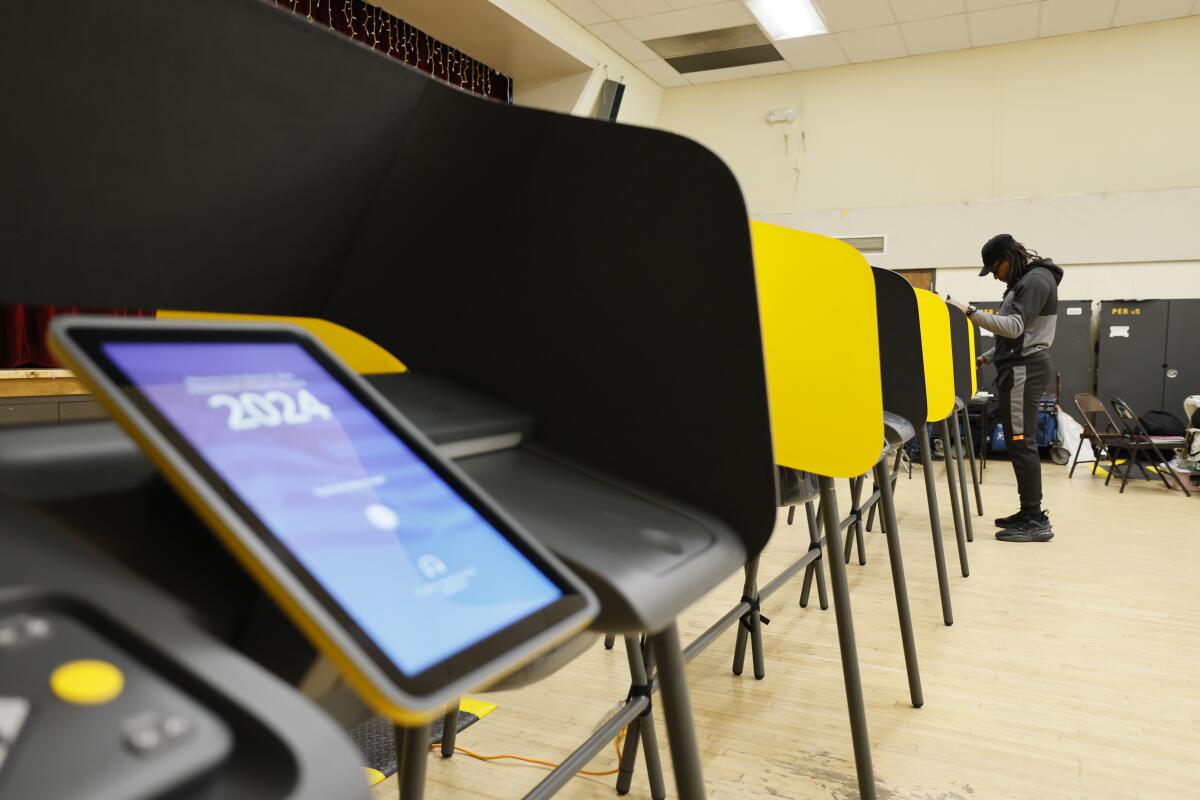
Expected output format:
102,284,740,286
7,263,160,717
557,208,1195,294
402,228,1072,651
976,258,1064,370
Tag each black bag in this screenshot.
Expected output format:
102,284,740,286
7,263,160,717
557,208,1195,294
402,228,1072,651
1139,410,1186,438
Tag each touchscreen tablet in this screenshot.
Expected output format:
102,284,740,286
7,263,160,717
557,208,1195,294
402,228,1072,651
50,318,596,720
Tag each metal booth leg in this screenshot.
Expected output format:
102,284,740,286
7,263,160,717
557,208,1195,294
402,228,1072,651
873,458,923,708
843,476,867,566
818,475,877,800
617,636,667,799
732,556,766,680
939,418,971,572
799,500,829,610
919,427,955,624
395,722,431,800
440,704,458,758
866,449,903,533
647,623,707,800
949,412,975,543
604,633,616,650
961,406,984,515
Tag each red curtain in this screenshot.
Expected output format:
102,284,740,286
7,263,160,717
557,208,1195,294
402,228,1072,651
1,306,153,368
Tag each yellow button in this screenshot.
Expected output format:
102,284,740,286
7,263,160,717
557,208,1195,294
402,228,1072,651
50,659,125,705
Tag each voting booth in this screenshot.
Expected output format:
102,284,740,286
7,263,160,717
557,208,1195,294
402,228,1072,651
0,1,778,798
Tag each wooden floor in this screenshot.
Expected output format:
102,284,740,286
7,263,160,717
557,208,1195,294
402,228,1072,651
374,457,1199,799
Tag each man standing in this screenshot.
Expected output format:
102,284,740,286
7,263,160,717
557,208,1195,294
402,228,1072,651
950,234,1063,542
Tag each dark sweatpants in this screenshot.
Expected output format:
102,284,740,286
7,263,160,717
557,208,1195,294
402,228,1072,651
997,357,1053,515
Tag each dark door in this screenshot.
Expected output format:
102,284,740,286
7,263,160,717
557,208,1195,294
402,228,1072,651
896,270,935,292
1096,301,1169,416
1164,299,1200,420
1051,301,1092,405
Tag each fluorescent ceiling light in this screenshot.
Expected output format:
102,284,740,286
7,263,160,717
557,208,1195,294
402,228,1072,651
745,0,828,41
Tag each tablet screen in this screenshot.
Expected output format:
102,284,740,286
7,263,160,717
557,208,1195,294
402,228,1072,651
100,340,564,676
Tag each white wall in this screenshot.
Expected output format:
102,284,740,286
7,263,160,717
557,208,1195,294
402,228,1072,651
655,16,1200,299
496,0,664,126
939,261,1200,305
657,17,1200,213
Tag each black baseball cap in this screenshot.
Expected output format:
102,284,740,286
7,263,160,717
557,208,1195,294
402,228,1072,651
980,233,1014,276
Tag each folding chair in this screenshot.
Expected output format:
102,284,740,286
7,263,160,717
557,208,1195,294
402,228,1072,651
915,290,971,584
1107,398,1190,496
1070,393,1124,478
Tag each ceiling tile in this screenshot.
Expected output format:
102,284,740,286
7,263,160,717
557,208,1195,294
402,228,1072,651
890,0,967,22
968,2,1039,45
835,24,909,62
664,0,729,8
773,33,850,70
900,13,971,54
966,0,1030,9
586,21,661,61
548,0,611,26
814,0,897,31
1039,0,1118,37
620,2,755,40
592,0,672,19
684,59,793,84
1112,0,1194,25
635,57,691,87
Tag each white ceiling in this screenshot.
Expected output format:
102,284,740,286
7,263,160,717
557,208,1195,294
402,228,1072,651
549,0,1200,86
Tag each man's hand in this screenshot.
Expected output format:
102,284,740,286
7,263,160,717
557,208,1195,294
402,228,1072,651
976,355,988,367
946,296,970,314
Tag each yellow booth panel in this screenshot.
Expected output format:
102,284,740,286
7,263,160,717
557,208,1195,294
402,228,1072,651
913,289,955,422
158,311,406,375
968,316,978,396
751,221,883,479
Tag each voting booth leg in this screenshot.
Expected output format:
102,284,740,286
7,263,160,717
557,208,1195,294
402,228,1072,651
648,623,706,800
939,419,971,575
874,458,924,709
732,556,766,680
949,414,975,543
617,636,666,799
960,407,984,515
604,634,616,650
799,500,829,610
616,706,642,795
786,505,796,525
843,476,867,566
440,705,458,758
395,723,431,800
919,429,955,625
865,450,903,533
818,476,877,800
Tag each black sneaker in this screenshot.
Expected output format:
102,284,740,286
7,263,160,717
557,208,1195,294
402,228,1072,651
994,510,1029,528
995,512,1053,542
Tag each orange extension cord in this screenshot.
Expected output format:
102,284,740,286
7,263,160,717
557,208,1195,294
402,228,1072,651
429,730,626,778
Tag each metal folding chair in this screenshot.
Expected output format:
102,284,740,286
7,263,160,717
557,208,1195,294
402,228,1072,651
1070,393,1124,478
1107,398,1190,496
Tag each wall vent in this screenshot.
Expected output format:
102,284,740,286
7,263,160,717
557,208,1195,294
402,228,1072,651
836,235,887,255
